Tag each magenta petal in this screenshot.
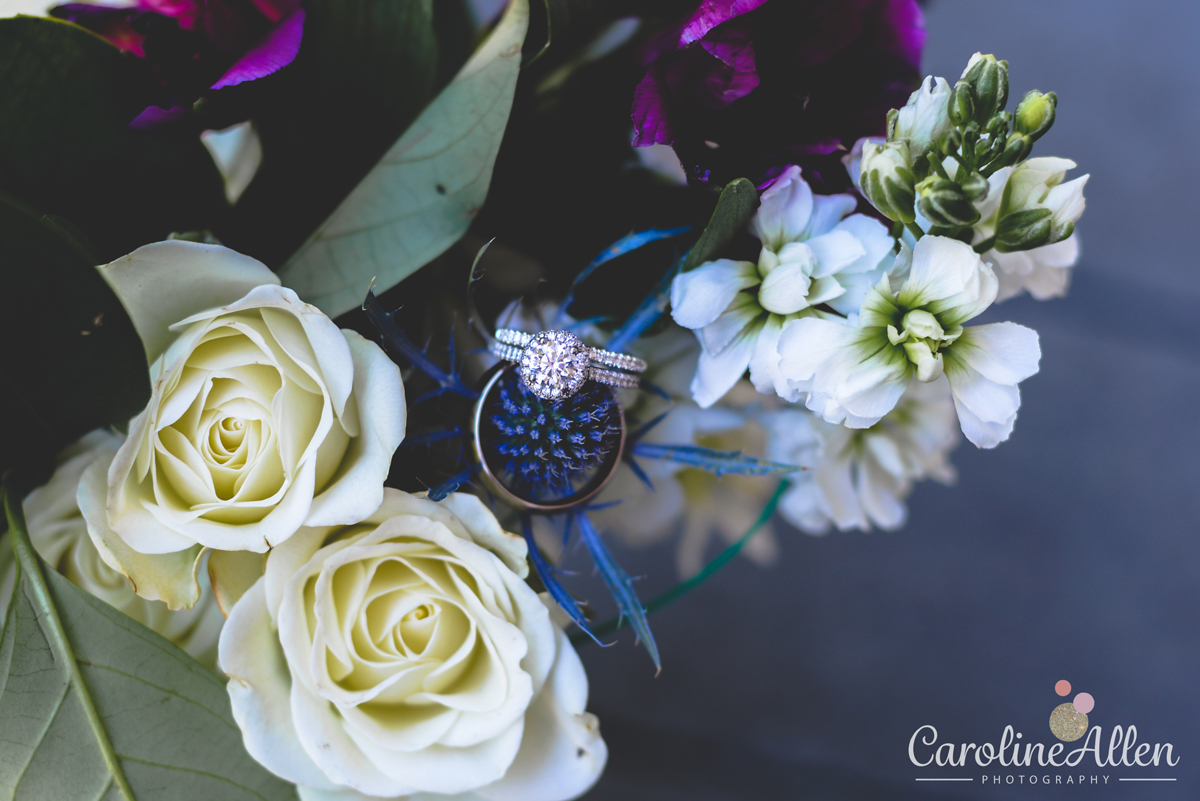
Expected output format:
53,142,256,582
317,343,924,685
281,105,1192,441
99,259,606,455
130,105,188,129
700,24,756,73
679,0,770,46
878,0,926,69
631,68,676,147
246,0,300,24
211,8,305,90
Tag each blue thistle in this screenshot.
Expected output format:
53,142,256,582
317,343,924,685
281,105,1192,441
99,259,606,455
481,370,621,501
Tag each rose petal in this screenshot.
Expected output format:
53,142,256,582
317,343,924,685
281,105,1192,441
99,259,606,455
98,241,280,365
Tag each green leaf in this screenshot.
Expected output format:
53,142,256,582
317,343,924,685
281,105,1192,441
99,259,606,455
681,177,760,272
0,18,225,261
0,483,298,801
278,0,531,317
0,193,149,480
214,0,473,266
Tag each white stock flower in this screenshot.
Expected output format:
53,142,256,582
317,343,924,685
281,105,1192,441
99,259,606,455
890,75,953,153
670,165,894,407
776,235,1041,448
0,430,224,668
78,241,406,611
971,157,1088,301
219,490,605,801
762,379,959,534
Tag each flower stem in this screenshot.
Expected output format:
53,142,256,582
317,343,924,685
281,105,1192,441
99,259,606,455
571,479,788,645
905,221,926,241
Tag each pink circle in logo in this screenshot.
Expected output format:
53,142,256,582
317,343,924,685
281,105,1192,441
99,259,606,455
1073,693,1094,715
1055,680,1071,697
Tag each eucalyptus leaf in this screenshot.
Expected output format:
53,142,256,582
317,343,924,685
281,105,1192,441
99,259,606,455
279,0,531,317
0,17,224,261
214,0,474,266
0,485,297,801
681,177,760,272
0,193,148,480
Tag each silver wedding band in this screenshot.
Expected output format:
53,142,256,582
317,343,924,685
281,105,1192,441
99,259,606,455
491,329,646,400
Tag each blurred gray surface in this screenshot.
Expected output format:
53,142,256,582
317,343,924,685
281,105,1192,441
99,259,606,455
578,1,1200,798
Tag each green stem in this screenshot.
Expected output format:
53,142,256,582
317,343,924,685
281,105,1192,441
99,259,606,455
973,235,997,254
904,221,926,241
3,480,136,801
573,480,789,645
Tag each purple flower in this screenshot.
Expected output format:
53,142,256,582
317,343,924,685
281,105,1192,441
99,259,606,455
52,0,305,126
632,0,925,191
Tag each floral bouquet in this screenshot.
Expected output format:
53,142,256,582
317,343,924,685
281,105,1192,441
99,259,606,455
0,0,1086,798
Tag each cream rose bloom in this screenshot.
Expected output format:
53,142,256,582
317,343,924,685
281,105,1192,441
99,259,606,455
219,489,606,801
0,430,224,667
78,241,406,610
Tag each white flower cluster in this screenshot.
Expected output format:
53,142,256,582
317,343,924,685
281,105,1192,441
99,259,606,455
663,53,1087,536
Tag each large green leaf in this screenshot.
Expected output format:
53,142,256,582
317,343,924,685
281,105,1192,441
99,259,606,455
278,0,531,317
0,17,225,261
214,0,473,267
0,484,298,800
0,194,148,480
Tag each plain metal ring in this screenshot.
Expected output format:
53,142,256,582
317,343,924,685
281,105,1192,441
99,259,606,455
471,364,626,513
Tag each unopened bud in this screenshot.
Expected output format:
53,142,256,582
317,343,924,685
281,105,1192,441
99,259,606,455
861,141,917,224
959,171,989,201
995,207,1052,252
949,82,974,127
960,53,1009,124
1014,90,1057,143
916,177,981,228
941,128,963,157
996,132,1034,169
986,112,1013,137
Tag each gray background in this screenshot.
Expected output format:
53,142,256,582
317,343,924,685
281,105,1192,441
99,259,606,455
575,1,1200,798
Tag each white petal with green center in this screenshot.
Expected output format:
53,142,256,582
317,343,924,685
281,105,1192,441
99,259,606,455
757,257,815,314
751,165,814,251
698,291,761,355
670,258,759,329
691,322,761,408
805,229,866,278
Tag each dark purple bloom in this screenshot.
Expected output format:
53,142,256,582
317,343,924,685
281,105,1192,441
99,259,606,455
52,0,304,126
632,0,925,191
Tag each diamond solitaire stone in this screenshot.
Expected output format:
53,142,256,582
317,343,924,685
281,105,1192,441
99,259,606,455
518,330,590,400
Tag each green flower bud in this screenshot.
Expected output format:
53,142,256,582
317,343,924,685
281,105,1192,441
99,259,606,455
995,207,1052,252
960,53,1009,124
940,128,963,157
861,141,917,224
1014,90,1057,143
916,177,981,228
986,111,1013,137
949,82,975,127
959,171,990,201
995,133,1034,169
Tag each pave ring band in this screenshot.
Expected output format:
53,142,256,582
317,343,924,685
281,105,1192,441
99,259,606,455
491,329,647,400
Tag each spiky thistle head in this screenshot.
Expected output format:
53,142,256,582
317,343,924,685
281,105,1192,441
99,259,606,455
481,370,622,501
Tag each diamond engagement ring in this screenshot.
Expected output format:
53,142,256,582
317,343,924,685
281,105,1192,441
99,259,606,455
491,329,647,401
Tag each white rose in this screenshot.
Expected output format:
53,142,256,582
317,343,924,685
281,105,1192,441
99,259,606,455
219,489,606,801
78,241,406,610
1,430,224,667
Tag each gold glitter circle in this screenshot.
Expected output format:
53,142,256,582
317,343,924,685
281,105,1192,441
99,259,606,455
1049,702,1089,742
